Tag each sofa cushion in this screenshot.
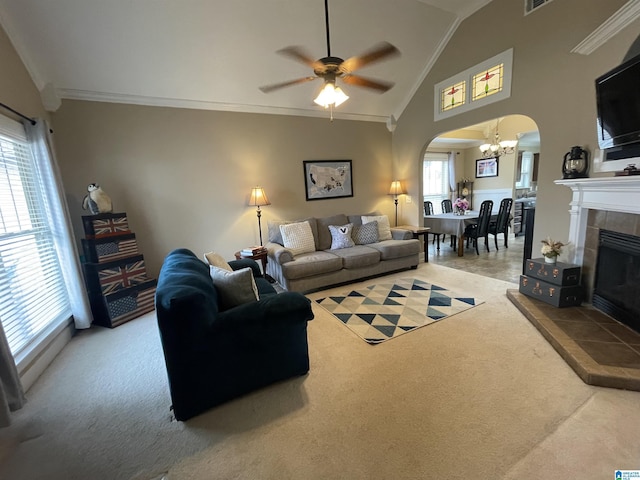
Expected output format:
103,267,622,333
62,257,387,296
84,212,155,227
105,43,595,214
281,251,343,280
316,214,349,250
328,245,380,269
368,239,420,260
203,251,232,271
352,221,379,245
362,215,392,241
347,212,378,227
268,218,319,249
329,223,355,250
280,221,316,256
209,266,259,311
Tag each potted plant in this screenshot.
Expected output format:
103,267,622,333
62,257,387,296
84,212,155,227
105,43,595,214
541,237,566,264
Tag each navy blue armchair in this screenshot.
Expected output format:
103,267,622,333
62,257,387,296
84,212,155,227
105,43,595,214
155,248,314,421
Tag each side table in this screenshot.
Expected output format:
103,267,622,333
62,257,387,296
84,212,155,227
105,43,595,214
396,225,430,263
234,250,274,283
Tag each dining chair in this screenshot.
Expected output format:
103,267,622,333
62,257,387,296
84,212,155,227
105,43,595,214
488,198,513,250
441,199,455,248
464,200,493,255
424,201,444,250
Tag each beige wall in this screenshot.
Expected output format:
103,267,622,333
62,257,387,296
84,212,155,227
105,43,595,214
52,101,393,277
393,0,639,249
0,23,47,122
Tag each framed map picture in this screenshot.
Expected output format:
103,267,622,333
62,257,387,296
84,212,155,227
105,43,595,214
475,157,499,178
303,160,353,201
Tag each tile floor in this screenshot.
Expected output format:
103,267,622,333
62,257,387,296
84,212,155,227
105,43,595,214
423,230,640,390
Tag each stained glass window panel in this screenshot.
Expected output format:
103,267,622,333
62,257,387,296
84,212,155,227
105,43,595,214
472,64,503,101
441,81,465,112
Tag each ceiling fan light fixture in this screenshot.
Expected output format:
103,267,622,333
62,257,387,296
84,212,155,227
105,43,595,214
314,81,349,108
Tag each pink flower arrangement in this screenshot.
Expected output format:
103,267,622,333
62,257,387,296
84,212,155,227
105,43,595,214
453,197,469,211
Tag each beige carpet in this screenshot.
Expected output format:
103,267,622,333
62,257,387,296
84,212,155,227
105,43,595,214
1,263,639,480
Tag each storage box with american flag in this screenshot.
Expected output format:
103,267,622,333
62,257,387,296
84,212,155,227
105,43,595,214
82,233,139,263
89,279,157,328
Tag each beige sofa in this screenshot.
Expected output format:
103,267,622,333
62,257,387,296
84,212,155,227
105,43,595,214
265,213,420,292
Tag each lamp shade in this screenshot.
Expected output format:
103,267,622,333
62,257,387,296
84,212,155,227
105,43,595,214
388,180,407,196
248,187,271,207
314,82,349,108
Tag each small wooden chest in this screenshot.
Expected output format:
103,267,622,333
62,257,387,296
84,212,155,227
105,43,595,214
519,275,582,307
523,258,581,286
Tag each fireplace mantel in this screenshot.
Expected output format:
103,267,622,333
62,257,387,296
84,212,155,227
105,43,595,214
555,176,640,265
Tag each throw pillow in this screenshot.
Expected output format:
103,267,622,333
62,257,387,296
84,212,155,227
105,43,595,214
279,221,316,256
352,221,379,245
362,215,392,241
209,266,259,311
203,251,232,271
328,223,355,250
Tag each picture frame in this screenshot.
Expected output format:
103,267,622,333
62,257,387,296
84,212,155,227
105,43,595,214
475,157,499,178
303,160,353,201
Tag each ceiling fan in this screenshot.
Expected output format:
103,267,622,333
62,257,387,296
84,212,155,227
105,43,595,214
259,0,400,109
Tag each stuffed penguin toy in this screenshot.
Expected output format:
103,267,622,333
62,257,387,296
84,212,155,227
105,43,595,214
82,183,113,214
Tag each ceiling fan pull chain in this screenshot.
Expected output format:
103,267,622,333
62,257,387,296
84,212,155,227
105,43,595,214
324,0,331,57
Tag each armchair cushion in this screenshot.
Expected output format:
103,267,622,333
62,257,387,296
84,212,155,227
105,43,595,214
209,266,259,310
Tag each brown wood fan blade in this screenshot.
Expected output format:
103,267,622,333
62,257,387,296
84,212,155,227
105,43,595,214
277,46,325,70
340,41,400,73
342,74,394,92
259,76,318,93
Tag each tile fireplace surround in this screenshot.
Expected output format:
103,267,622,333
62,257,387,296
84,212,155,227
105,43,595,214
508,176,640,391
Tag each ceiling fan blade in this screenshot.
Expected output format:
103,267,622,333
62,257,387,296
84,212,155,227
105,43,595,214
276,46,324,70
342,75,394,92
340,42,400,73
259,76,318,93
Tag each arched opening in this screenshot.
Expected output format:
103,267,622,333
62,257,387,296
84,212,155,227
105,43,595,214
421,114,539,283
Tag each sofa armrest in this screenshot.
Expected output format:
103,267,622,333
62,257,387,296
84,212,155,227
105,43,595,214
214,291,314,332
228,258,263,278
391,228,413,240
266,242,295,265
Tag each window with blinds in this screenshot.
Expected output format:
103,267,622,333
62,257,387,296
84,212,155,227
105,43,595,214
423,152,450,209
0,118,71,358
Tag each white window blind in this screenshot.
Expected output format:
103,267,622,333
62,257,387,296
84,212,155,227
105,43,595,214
0,117,71,357
423,152,450,209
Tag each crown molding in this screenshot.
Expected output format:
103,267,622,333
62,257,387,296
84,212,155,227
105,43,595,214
571,0,640,55
57,89,388,123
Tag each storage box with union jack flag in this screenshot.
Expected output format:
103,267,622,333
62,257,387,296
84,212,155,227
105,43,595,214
81,211,156,328
82,212,131,239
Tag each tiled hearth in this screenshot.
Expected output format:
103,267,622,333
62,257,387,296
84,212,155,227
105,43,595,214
507,176,640,390
507,290,640,390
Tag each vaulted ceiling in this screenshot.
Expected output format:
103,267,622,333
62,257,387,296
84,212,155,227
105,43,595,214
0,0,493,122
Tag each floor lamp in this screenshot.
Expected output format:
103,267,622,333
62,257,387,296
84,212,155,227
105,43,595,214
248,186,271,246
388,180,407,226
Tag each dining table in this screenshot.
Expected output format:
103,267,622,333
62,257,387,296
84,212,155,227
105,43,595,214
423,210,485,257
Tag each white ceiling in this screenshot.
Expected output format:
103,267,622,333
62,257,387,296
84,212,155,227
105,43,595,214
0,0,493,122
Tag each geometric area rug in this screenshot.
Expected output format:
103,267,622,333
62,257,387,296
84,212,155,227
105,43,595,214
313,277,484,344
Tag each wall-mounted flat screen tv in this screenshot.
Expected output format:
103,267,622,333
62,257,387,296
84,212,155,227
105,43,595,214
595,52,640,150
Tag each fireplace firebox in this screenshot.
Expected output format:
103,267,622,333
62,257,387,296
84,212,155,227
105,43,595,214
592,229,640,333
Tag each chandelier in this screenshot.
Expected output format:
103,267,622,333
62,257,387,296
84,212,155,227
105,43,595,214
479,121,518,158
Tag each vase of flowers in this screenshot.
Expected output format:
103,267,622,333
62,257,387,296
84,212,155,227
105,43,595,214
541,237,566,264
453,197,469,215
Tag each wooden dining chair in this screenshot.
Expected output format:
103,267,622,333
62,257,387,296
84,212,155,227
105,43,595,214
488,198,513,250
424,201,444,250
441,199,455,248
464,200,493,255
